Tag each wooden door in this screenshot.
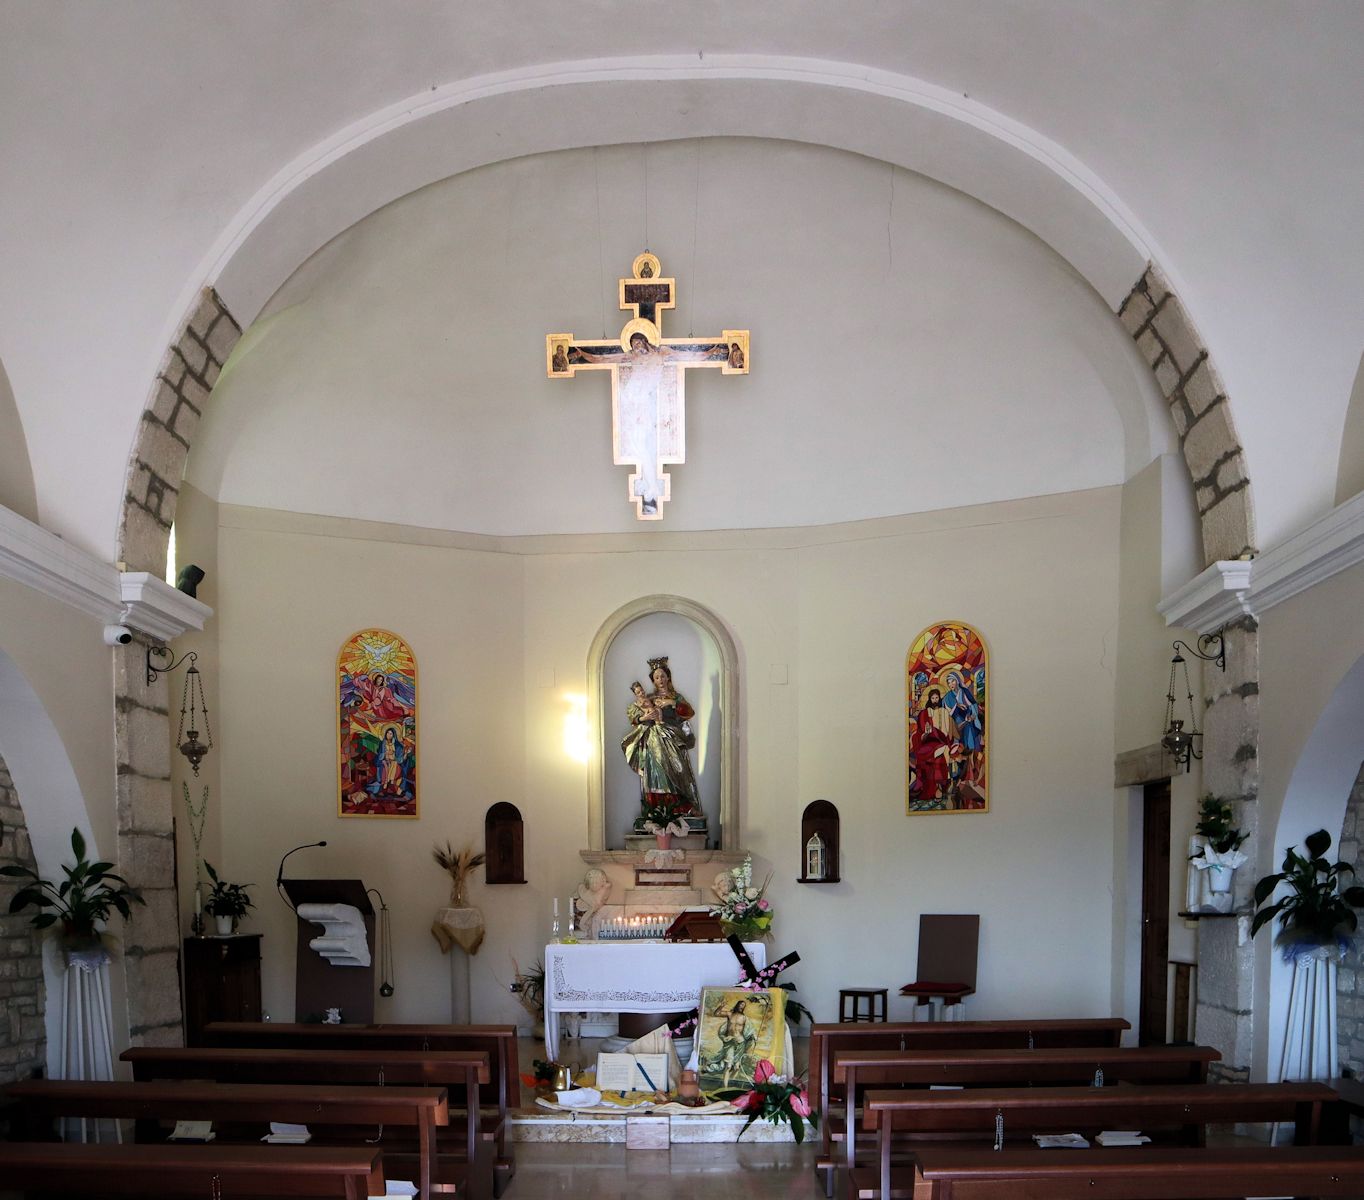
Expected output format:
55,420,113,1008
1139,779,1172,1045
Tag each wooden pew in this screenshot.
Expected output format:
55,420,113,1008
811,1018,1128,1193
122,1047,490,1198
835,1045,1219,1186
0,1141,384,1199
909,1145,1364,1199
6,1079,447,1200
204,1021,518,1195
854,1081,1340,1200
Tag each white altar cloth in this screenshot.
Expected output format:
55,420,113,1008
543,941,766,1059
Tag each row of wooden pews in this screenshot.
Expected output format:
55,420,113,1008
811,1016,1364,1200
0,1021,519,1200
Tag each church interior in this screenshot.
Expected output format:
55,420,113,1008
3,3,1364,1194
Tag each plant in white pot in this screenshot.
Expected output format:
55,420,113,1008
1188,796,1248,912
2,827,144,966
203,861,253,935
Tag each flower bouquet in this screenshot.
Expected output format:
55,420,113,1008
710,855,772,940
733,1059,816,1143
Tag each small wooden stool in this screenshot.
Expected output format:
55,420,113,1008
838,988,888,1023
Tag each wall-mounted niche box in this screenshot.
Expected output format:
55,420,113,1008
484,802,525,884
798,799,840,883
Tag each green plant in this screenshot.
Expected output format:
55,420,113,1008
510,956,546,1021
733,1059,817,1143
203,861,253,919
1251,829,1364,945
1191,795,1248,857
637,799,688,828
1,827,144,937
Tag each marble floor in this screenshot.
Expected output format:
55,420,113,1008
505,1142,824,1198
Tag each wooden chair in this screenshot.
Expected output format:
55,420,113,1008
899,914,978,1020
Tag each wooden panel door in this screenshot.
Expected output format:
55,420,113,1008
1139,780,1172,1046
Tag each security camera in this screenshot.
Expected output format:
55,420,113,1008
103,625,133,646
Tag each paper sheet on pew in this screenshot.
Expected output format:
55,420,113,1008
1095,1130,1152,1146
1032,1133,1089,1148
368,1183,418,1198
261,1122,311,1143
168,1120,215,1142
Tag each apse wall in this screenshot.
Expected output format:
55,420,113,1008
199,485,1123,1028
184,137,1165,537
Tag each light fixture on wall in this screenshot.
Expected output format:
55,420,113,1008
146,647,213,776
1161,630,1226,772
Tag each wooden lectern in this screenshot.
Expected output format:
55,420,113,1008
281,878,375,1023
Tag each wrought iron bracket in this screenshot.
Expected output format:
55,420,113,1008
146,645,198,686
1171,629,1226,672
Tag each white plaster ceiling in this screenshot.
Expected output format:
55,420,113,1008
185,140,1163,535
2,2,1361,554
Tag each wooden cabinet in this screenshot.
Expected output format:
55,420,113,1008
182,934,262,1046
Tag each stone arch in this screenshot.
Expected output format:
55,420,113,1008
0,648,95,1079
1264,653,1364,1081
585,595,740,851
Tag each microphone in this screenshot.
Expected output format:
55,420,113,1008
277,840,327,887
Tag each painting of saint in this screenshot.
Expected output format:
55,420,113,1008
906,622,988,814
696,986,786,1100
338,629,418,817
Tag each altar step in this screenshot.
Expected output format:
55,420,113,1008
510,1106,795,1143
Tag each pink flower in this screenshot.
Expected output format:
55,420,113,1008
758,899,771,911
791,1089,812,1117
753,1059,775,1084
732,1090,759,1111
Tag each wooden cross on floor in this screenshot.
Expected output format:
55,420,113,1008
547,252,749,520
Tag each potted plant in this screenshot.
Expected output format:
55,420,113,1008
1,827,144,964
1251,829,1364,958
510,956,546,1037
203,861,253,935
1188,796,1249,906
639,801,689,848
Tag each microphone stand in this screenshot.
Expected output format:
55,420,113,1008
277,840,327,911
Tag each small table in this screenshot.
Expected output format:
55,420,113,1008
839,988,888,1023
543,941,766,1059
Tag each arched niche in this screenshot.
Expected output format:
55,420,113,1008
799,799,841,884
484,802,525,885
587,595,739,852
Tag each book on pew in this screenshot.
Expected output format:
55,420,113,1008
1096,1130,1151,1146
168,1120,215,1142
1032,1133,1089,1148
261,1122,311,1143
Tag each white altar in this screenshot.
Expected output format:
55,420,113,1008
543,941,766,1059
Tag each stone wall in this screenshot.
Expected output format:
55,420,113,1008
1335,762,1364,1078
1115,266,1261,1080
113,287,241,1047
1118,266,1256,565
0,754,47,1081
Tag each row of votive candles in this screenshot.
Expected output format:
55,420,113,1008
596,914,672,940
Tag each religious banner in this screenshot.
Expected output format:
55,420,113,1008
547,252,749,520
905,621,988,814
337,629,418,818
696,985,786,1101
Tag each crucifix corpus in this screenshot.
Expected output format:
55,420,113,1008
547,252,749,520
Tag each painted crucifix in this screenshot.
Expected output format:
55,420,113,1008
547,252,749,520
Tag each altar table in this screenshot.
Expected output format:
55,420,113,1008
543,941,766,1059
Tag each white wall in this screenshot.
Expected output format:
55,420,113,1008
185,139,1162,537
1254,558,1364,1079
197,484,1124,1029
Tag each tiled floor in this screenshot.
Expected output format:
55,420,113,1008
506,1142,824,1197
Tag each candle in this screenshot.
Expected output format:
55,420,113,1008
553,897,559,916
194,882,202,916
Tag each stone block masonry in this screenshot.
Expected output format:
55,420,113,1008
0,755,47,1083
118,288,240,575
1336,763,1364,1078
1117,267,1256,564
112,286,242,1049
